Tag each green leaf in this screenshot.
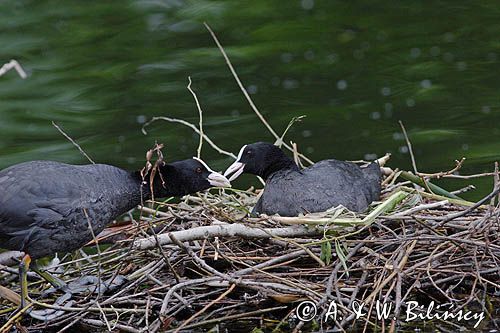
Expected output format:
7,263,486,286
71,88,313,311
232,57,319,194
320,240,332,265
251,328,265,333
335,240,349,277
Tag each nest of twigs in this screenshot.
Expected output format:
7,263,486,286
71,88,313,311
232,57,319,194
1,171,499,332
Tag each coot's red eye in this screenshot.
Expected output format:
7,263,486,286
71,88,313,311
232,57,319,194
196,167,202,173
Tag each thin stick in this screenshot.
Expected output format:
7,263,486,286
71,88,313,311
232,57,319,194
417,157,466,179
174,284,236,332
83,208,103,296
389,200,448,218
451,185,476,195
204,23,278,140
80,319,140,333
0,304,33,333
52,121,95,164
364,240,417,304
494,162,500,205
169,306,287,332
142,116,236,159
29,298,147,314
204,22,314,165
276,115,306,147
399,121,417,173
187,76,204,159
0,60,27,79
291,141,305,169
441,172,497,179
438,186,500,226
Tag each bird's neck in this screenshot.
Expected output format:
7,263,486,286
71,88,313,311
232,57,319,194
262,157,299,180
131,166,183,200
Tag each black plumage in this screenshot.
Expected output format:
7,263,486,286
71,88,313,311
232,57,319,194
0,159,229,258
224,142,381,216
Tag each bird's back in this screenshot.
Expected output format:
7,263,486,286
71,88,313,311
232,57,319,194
0,161,141,258
254,159,381,216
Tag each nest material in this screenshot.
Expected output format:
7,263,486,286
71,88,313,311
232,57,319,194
0,181,499,332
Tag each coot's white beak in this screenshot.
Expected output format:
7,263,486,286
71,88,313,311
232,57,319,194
224,161,245,182
208,171,231,188
224,145,247,182
193,157,231,188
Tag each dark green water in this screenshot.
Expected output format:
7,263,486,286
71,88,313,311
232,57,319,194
1,1,500,199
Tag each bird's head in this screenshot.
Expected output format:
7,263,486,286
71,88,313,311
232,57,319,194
224,142,296,181
152,158,230,197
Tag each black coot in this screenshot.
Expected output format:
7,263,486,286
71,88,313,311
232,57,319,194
0,157,230,309
224,142,381,216
0,158,229,258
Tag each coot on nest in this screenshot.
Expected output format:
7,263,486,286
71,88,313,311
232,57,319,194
0,157,230,308
0,158,229,258
224,142,381,216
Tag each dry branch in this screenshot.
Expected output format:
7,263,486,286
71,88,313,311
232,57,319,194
0,60,27,79
133,223,322,250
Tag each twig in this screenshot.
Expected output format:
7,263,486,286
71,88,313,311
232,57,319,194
291,141,305,169
142,116,236,159
438,186,500,226
417,157,466,179
167,306,287,332
398,121,418,173
80,319,140,333
83,208,103,296
388,200,448,218
441,172,497,179
451,185,476,195
276,116,306,147
174,284,235,332
494,162,500,205
187,76,204,159
204,23,277,139
0,60,27,79
204,22,314,165
52,121,95,164
364,240,417,304
0,304,33,333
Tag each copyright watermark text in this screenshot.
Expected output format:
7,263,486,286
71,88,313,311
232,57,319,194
295,300,485,328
